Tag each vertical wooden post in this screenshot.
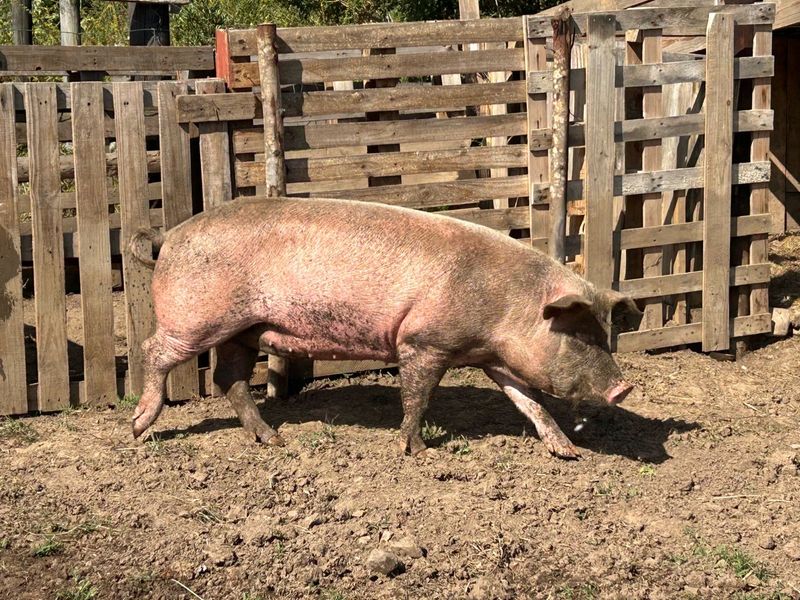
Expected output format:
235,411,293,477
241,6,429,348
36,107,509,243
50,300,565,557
750,24,772,318
214,29,234,90
196,78,233,396
25,83,70,411
0,84,28,415
584,14,616,291
115,82,154,399
523,16,550,249
12,0,32,45
641,29,664,330
257,23,289,399
549,9,573,264
72,82,117,405
702,13,734,352
59,0,80,46
158,81,200,399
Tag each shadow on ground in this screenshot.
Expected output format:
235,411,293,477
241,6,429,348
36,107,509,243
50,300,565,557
157,383,698,464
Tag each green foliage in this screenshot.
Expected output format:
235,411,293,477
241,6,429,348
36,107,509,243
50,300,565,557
0,417,39,445
117,394,140,409
56,578,97,600
32,536,63,557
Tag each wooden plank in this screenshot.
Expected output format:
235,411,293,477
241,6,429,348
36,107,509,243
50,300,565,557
231,47,525,87
320,175,528,208
11,81,161,112
196,80,233,208
618,263,770,300
226,18,524,56
237,145,528,186
641,29,664,331
115,82,155,399
446,206,530,230
0,84,27,415
750,25,771,318
529,108,773,151
533,161,771,204
177,81,527,123
0,45,213,74
18,181,162,216
702,13,734,352
616,313,771,353
233,113,528,153
527,55,775,93
620,213,770,250
526,4,775,37
158,81,199,400
524,18,550,245
584,14,616,290
71,83,117,406
24,83,70,412
16,149,162,184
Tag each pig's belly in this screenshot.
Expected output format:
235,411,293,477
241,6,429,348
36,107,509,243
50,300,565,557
258,330,397,362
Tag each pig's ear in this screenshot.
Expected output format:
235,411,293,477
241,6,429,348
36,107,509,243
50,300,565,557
604,292,643,332
543,294,593,320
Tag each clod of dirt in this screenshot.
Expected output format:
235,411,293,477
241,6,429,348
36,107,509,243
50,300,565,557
469,576,501,600
758,536,777,550
366,548,404,576
389,536,424,559
783,540,800,561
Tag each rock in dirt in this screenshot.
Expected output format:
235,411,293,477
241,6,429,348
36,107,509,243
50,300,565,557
366,548,404,576
758,535,776,550
783,540,800,561
389,536,424,559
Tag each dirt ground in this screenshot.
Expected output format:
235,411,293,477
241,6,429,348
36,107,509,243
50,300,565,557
2,238,800,600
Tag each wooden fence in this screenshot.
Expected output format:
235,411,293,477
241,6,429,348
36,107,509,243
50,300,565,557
0,80,204,415
0,5,778,416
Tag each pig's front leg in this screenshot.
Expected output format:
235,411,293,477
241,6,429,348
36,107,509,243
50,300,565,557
397,345,450,456
484,369,580,459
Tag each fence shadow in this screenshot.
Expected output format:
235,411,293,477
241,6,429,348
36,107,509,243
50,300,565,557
158,383,698,464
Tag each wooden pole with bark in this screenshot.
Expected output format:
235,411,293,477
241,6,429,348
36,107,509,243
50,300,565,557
549,9,574,264
257,23,289,399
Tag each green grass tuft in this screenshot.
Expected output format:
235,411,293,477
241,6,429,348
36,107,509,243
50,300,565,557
32,536,63,557
0,418,39,444
117,394,140,409
56,578,97,600
421,421,447,441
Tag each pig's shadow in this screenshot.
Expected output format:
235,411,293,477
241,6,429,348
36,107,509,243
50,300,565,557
161,383,698,464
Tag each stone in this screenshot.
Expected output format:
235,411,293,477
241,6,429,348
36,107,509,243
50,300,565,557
389,536,424,559
758,536,776,550
366,549,403,576
783,540,800,561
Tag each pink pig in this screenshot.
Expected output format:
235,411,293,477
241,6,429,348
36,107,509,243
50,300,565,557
129,197,640,459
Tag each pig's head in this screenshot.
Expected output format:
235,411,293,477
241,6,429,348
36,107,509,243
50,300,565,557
537,288,642,406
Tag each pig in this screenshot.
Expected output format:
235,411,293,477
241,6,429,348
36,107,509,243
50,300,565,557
128,197,641,459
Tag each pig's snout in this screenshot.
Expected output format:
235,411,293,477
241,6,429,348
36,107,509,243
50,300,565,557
605,381,633,405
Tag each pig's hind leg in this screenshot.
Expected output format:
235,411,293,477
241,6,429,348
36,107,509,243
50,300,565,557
484,369,580,459
397,345,450,456
214,338,285,446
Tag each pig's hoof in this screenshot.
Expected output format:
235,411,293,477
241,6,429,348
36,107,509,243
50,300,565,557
266,433,286,447
544,437,581,460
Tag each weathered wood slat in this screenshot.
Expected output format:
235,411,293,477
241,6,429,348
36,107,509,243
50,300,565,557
18,181,162,215
15,112,161,144
226,18,524,56
446,206,530,230
532,161,771,203
233,113,527,153
11,81,160,112
24,83,70,412
618,263,770,299
616,313,771,353
0,45,213,74
115,82,155,399
177,81,527,123
71,83,117,406
19,207,163,237
196,80,233,209
702,13,734,352
230,47,525,88
16,149,162,184
318,175,528,208
750,25,771,320
158,81,200,400
619,213,770,250
528,108,773,159
234,145,527,186
526,3,775,37
0,84,27,415
584,14,617,290
527,55,774,94
524,19,550,245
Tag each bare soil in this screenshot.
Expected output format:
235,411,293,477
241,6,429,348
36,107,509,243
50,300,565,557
2,235,799,600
